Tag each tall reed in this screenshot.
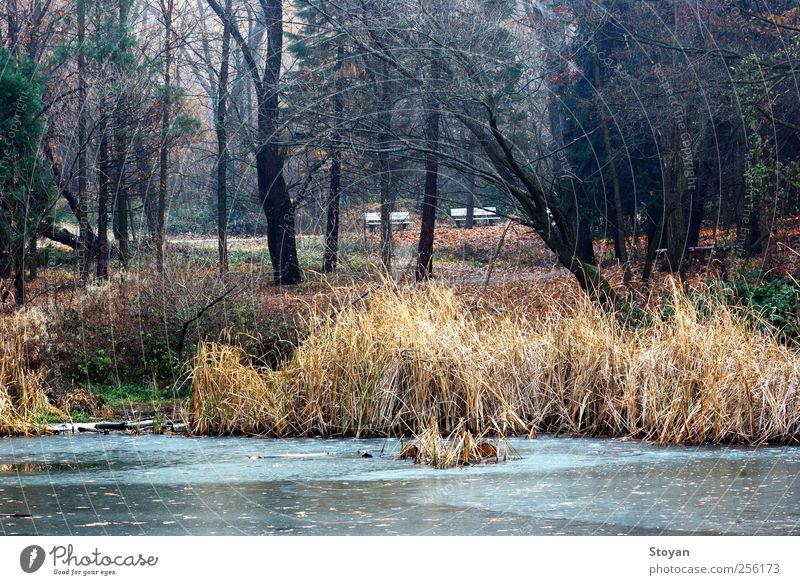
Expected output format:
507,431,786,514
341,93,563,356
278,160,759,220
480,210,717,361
191,285,800,444
0,308,55,435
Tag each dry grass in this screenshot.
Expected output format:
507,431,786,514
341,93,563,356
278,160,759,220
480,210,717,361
191,343,295,435
191,283,800,444
398,418,516,468
0,308,60,435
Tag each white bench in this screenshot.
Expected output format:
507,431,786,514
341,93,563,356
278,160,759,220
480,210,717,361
653,244,733,265
450,207,501,227
364,211,412,232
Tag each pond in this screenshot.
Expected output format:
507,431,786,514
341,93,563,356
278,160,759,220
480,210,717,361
1,434,799,535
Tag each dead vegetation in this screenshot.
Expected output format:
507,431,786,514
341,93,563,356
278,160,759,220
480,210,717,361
191,283,800,444
398,419,516,468
0,308,61,435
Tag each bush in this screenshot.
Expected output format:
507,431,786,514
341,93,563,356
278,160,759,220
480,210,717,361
46,270,306,390
726,273,800,345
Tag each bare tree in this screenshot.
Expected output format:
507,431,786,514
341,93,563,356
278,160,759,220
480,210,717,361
416,61,440,281
206,0,302,285
77,0,89,280
322,43,345,273
156,0,175,274
216,0,231,277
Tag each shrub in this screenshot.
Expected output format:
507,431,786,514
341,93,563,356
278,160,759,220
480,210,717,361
726,273,800,345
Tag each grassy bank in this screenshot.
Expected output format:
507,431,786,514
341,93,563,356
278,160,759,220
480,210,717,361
192,285,800,444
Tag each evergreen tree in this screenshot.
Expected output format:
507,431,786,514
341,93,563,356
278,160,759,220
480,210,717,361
0,48,55,305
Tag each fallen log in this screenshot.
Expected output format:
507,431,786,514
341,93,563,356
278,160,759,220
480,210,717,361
77,426,102,434
127,420,156,432
48,419,182,435
95,422,128,431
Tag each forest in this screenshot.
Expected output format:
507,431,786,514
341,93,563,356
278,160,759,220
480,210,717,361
1,0,799,447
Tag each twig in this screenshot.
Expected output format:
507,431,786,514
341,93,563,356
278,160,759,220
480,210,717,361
483,220,513,292
176,285,238,356
325,285,378,323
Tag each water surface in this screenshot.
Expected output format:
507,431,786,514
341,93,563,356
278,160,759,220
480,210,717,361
1,434,798,535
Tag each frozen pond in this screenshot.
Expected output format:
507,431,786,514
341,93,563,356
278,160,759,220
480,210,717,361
1,434,799,535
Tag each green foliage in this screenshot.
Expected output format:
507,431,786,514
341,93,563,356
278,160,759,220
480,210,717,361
71,348,115,385
34,410,93,424
147,339,180,383
67,410,94,423
33,411,67,424
88,383,184,408
744,134,770,204
0,48,55,265
727,273,800,345
171,112,202,139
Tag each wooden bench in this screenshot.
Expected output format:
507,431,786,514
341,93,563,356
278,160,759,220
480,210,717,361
654,244,732,266
450,207,502,227
364,211,412,232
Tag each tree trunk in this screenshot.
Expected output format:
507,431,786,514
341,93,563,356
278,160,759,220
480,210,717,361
323,44,345,274
458,111,619,309
641,206,664,294
593,46,630,285
42,138,97,256
28,235,37,281
416,84,440,281
377,59,393,273
664,190,687,280
112,0,130,270
257,0,301,285
97,123,110,280
663,4,688,281
663,136,688,281
137,136,157,240
256,128,301,285
378,158,393,273
13,237,25,306
77,0,89,280
156,0,174,275
205,0,301,285
549,98,596,266
464,130,476,228
216,0,231,277
323,150,342,274
39,222,82,250
687,183,705,249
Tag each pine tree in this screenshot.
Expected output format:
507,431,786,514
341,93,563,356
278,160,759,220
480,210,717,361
0,48,55,305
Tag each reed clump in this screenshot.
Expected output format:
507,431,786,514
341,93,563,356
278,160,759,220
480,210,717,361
191,343,295,435
399,418,516,468
191,285,800,444
0,308,59,435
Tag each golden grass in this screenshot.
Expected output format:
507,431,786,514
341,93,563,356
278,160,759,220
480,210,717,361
398,418,515,468
0,308,59,435
191,343,295,435
191,284,800,444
